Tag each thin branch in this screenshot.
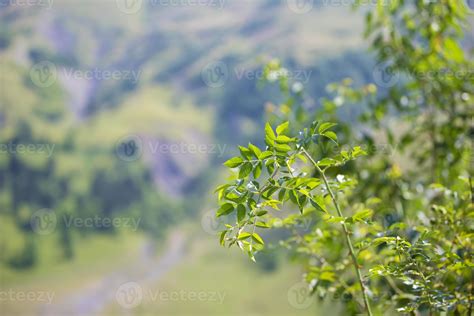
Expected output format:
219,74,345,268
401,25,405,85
301,147,374,316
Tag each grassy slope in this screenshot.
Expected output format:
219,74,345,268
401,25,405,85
0,215,147,315
103,223,342,316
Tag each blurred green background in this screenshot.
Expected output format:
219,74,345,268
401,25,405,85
0,1,472,315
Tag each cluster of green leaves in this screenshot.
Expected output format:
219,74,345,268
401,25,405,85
214,1,473,315
217,121,366,260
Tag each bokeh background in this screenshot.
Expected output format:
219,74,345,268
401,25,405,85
0,0,473,315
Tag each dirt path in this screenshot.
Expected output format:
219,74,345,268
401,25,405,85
38,230,186,316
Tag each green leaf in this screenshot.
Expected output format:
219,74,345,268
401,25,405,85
256,221,270,228
248,143,262,158
239,162,253,178
322,131,338,144
352,209,373,222
371,237,397,247
237,232,252,240
273,142,292,153
317,158,338,167
318,122,337,134
252,233,265,245
265,123,276,146
247,198,257,210
224,157,244,168
214,184,230,193
351,146,367,158
253,162,262,178
259,151,273,160
219,231,227,246
323,215,345,223
237,204,246,223
216,203,235,217
276,121,289,135
310,195,327,213
265,159,275,174
275,135,295,144
319,271,335,282
239,146,252,159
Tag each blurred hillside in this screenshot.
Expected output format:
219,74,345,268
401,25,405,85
0,0,366,228
1,1,473,315
1,0,473,267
